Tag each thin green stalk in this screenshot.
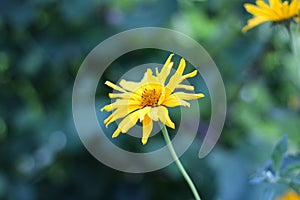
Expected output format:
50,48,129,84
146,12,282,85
287,24,300,86
160,124,201,200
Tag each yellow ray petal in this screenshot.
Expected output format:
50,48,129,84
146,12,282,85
108,92,141,100
158,62,174,85
148,107,159,121
156,106,175,129
162,95,191,107
176,84,194,91
158,87,166,105
138,106,151,121
105,81,127,93
242,16,270,32
282,1,289,16
244,3,274,18
104,105,140,127
181,70,198,81
171,92,205,100
139,69,160,86
101,99,141,112
165,58,186,96
118,110,140,133
256,0,281,20
289,0,299,16
112,128,121,138
157,54,174,83
270,0,283,16
119,79,140,91
141,115,153,145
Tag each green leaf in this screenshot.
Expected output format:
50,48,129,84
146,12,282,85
281,155,300,175
271,135,288,174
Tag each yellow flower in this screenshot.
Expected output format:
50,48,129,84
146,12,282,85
242,0,300,32
101,54,204,145
277,190,300,200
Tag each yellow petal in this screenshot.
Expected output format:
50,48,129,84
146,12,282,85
270,0,282,9
101,99,141,112
156,106,175,129
176,84,194,91
244,3,273,18
242,16,270,32
289,0,299,16
105,81,127,93
148,107,159,121
119,79,140,91
158,62,174,85
181,70,198,81
108,92,141,100
139,69,160,85
256,0,281,20
256,0,271,10
269,0,283,16
104,105,140,127
147,106,175,129
163,95,191,107
165,58,186,96
171,92,205,100
141,115,153,145
138,106,151,121
282,1,289,16
118,110,140,133
157,54,174,84
112,128,121,138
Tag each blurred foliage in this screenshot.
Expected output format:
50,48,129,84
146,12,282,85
251,135,300,199
0,0,300,200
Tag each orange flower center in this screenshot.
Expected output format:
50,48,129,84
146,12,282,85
140,88,161,107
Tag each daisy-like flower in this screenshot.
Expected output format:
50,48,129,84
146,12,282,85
101,54,204,145
242,0,300,32
277,190,300,200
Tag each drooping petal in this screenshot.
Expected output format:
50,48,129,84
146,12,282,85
142,115,153,145
104,105,140,127
117,110,140,133
148,107,159,121
156,106,175,129
138,106,151,121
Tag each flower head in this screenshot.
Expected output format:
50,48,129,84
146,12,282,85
277,190,300,200
242,0,300,32
101,54,204,145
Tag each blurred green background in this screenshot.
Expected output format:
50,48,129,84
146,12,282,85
1,0,300,199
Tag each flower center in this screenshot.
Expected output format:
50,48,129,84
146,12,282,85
141,88,161,107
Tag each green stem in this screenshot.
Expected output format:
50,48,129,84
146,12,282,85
160,124,201,200
287,25,300,86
